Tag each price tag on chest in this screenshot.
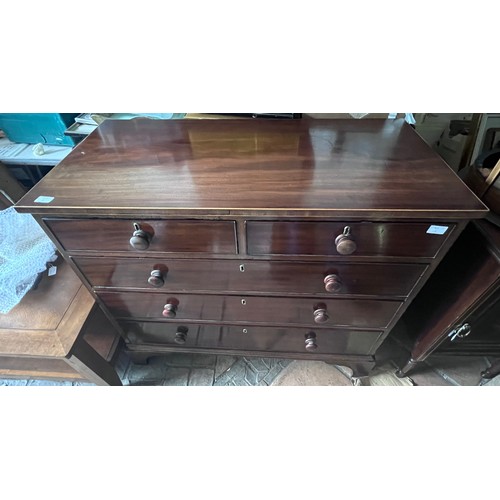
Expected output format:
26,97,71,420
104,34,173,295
426,225,448,235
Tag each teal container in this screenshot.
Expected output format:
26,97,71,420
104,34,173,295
0,113,79,146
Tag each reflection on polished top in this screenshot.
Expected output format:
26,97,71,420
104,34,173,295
16,118,488,218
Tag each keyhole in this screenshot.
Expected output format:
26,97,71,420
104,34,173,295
239,264,245,272
241,299,247,305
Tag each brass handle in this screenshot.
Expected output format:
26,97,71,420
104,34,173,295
162,301,178,318
129,222,151,250
313,304,329,324
174,327,188,345
324,274,342,293
305,332,318,351
334,226,357,255
148,269,165,287
449,323,472,342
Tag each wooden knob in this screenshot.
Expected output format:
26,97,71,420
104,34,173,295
148,269,165,287
162,302,177,318
324,274,342,293
174,327,188,345
313,308,329,324
305,332,317,351
334,226,357,255
129,223,151,250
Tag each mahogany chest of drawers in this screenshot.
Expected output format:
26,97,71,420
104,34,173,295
15,118,488,377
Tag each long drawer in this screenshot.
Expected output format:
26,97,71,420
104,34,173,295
99,291,401,329
74,256,426,298
122,321,385,356
246,221,454,258
44,218,237,254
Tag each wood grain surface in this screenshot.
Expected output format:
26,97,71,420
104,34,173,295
98,291,401,329
45,218,237,254
122,321,384,356
246,220,455,257
73,256,426,298
15,118,487,218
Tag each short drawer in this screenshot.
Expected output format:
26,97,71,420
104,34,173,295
99,291,401,329
75,256,426,298
246,221,454,258
44,218,237,254
122,322,384,356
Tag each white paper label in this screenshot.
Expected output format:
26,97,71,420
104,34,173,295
48,266,57,276
427,225,448,235
34,196,54,204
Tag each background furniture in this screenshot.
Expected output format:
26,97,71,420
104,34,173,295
0,138,73,189
1,158,122,385
0,160,27,206
14,118,487,378
396,220,500,380
0,259,122,386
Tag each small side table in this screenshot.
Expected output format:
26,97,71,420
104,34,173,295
0,260,123,386
396,220,500,380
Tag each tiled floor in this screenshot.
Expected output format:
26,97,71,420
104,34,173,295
1,336,498,386
125,354,293,386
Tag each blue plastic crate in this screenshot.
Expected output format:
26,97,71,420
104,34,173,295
0,113,79,146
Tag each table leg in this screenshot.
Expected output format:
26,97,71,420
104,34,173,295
396,357,419,378
65,337,122,386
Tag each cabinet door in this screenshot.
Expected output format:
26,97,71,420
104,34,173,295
437,287,500,356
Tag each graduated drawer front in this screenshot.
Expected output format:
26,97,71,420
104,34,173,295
75,256,426,298
44,218,237,254
122,322,384,356
99,291,401,329
246,221,454,258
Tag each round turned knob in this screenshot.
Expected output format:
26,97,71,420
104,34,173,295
324,274,342,293
162,302,178,318
334,226,357,255
174,327,188,345
129,223,151,250
313,308,329,324
305,332,318,351
148,269,165,287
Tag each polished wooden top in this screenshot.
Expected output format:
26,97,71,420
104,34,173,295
16,118,488,219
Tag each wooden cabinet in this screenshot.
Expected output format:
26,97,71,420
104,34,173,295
0,260,122,385
395,220,500,379
14,118,488,377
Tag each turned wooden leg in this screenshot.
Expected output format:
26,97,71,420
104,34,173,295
396,357,419,378
126,350,151,366
481,359,500,380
